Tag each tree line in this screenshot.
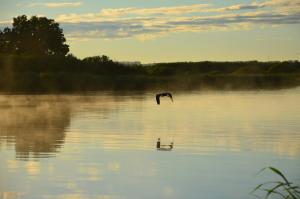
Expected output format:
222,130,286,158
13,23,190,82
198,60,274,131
1,15,300,92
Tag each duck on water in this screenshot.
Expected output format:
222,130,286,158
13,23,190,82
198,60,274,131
156,138,173,151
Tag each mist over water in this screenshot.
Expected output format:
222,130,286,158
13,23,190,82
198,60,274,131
0,88,300,199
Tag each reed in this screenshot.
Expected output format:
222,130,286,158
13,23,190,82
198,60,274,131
252,167,300,199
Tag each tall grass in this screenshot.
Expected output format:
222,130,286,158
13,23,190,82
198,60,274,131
252,167,300,199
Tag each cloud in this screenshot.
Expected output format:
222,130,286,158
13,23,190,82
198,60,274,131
3,0,299,41
99,4,211,17
55,4,212,23
29,2,82,8
0,20,12,25
46,2,82,8
56,0,300,21
61,9,300,41
213,4,267,12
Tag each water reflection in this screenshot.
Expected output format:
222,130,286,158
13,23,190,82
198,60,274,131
0,192,21,199
0,95,71,160
0,94,147,160
1,90,300,160
0,90,299,199
66,91,300,158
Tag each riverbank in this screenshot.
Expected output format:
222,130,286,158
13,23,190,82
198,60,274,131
1,54,299,93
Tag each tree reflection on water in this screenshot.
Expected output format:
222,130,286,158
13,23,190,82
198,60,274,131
0,96,71,160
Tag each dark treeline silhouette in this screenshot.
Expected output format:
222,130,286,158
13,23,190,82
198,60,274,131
1,15,300,93
146,61,300,75
1,54,299,92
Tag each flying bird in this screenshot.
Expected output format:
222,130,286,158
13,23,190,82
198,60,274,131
156,92,173,105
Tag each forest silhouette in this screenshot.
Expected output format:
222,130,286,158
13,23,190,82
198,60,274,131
1,15,300,93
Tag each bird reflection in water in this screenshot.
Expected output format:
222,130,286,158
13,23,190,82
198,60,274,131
156,138,173,151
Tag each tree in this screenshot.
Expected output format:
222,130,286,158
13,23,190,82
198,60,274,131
0,28,14,53
83,55,113,65
0,15,69,56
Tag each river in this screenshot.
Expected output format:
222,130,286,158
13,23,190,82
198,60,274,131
1,88,300,199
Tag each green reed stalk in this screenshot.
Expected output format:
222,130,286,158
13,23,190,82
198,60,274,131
252,167,300,199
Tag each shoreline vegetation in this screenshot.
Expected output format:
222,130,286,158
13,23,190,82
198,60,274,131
0,54,299,93
1,15,299,93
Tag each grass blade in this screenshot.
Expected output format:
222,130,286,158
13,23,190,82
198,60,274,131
269,167,290,185
265,182,285,199
252,167,300,199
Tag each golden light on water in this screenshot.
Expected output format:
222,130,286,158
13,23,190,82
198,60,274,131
26,161,40,176
0,91,300,199
6,160,19,171
1,92,300,159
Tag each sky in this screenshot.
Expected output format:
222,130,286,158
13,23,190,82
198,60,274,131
0,0,300,63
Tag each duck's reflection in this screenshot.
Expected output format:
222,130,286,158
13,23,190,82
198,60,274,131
0,96,71,160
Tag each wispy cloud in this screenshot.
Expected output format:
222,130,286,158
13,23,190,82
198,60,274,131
57,0,300,41
29,2,82,8
62,11,300,41
56,0,300,21
3,0,299,41
99,4,211,17
46,2,82,8
0,20,12,24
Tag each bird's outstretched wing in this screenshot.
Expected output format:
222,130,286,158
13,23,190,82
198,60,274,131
156,94,161,105
156,92,173,105
166,93,173,101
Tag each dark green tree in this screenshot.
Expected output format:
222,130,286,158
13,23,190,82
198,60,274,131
82,55,113,65
0,15,69,56
0,27,15,53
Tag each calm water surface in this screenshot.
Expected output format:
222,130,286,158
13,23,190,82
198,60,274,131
1,88,300,199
